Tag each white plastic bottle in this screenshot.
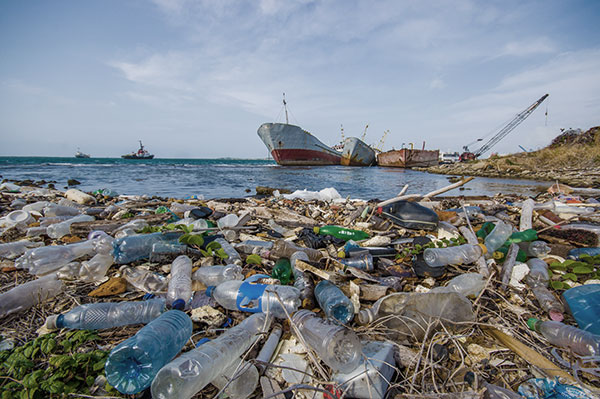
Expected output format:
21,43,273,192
192,264,244,287
0,274,65,319
167,255,193,309
151,313,272,399
47,214,95,239
423,244,486,267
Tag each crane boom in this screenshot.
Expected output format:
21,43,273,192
460,94,549,161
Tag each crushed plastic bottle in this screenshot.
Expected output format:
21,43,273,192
192,264,244,287
47,214,95,238
121,266,168,293
431,273,486,298
0,274,65,319
234,240,273,255
104,310,193,394
112,232,182,264
314,280,354,324
291,309,361,373
151,313,271,399
423,244,486,267
167,255,193,309
520,240,552,258
46,298,166,330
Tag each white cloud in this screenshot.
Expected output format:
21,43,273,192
429,78,446,90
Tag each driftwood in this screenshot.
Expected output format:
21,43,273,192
70,213,170,235
377,177,475,207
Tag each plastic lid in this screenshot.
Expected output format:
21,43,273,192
313,226,320,234
527,318,540,331
171,299,185,311
45,315,59,330
205,286,216,297
477,243,488,255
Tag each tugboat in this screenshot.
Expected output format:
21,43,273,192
121,140,154,159
74,148,90,158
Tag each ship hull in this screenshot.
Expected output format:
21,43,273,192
257,123,341,166
121,155,154,159
341,137,376,166
377,149,439,168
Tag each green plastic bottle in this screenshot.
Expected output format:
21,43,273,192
493,244,527,263
505,229,538,244
272,258,292,285
475,222,495,240
313,225,369,241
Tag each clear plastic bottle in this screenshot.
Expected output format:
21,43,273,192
430,273,486,298
291,309,361,373
520,240,551,258
113,219,149,239
22,200,50,213
68,253,114,281
15,239,97,275
207,278,300,319
43,203,81,217
192,264,244,287
45,298,166,330
0,240,44,260
527,318,600,357
47,214,95,238
519,198,535,232
423,244,486,267
267,239,323,262
255,326,283,374
483,221,513,253
167,255,193,309
212,358,259,399
314,280,354,324
112,232,182,264
121,266,168,293
217,214,239,229
213,237,242,264
291,251,316,308
0,274,65,319
525,259,564,320
151,313,272,399
234,240,273,255
105,310,193,394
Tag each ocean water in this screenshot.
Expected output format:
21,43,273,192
0,157,551,200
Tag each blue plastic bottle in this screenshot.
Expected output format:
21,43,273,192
562,284,600,335
314,280,354,324
112,232,182,264
104,309,192,394
566,247,600,260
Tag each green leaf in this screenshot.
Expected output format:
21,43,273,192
562,259,575,267
561,273,578,281
92,360,106,372
40,338,56,354
47,380,64,394
86,375,96,386
549,262,568,271
551,280,567,290
206,241,222,251
188,235,204,247
246,254,262,265
215,248,228,260
572,265,595,274
61,340,72,352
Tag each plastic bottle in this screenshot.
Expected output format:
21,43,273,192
475,221,495,239
314,280,354,324
213,237,242,264
525,259,564,320
234,240,273,255
46,214,95,239
43,203,80,217
423,244,486,267
113,219,149,238
267,239,323,262
15,239,97,275
151,313,271,399
567,247,600,260
256,326,283,374
149,241,187,263
0,240,44,260
493,244,527,263
291,309,361,373
211,359,259,399
337,252,374,271
290,251,316,308
0,274,65,319
430,273,486,298
519,198,535,232
121,266,168,293
271,258,292,284
562,284,600,335
505,229,538,244
520,240,551,258
483,221,513,253
104,310,192,394
313,225,369,241
45,298,166,330
527,318,600,357
77,253,114,282
112,232,182,264
207,278,300,319
192,264,244,287
22,200,50,213
167,255,193,309
217,214,239,229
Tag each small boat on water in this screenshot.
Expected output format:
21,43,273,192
341,137,376,166
257,95,341,166
377,142,439,168
121,140,154,160
74,148,90,158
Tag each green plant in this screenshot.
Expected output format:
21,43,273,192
548,255,600,290
395,236,467,259
0,331,114,398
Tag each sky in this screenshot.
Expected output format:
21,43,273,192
1,0,599,158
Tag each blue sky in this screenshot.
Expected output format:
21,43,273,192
1,0,599,158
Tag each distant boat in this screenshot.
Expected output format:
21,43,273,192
341,137,376,166
121,140,154,159
75,148,90,158
377,142,439,168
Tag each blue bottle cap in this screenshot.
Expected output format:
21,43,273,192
172,299,185,311
195,337,211,347
205,286,216,297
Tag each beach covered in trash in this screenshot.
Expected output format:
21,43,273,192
0,178,599,399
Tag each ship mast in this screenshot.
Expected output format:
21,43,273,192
283,93,289,124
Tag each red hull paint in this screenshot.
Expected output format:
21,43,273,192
272,149,341,166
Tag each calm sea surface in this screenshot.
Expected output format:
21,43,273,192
0,157,551,200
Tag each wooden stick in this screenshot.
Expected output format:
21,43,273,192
422,176,475,200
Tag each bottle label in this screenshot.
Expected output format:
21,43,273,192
236,280,268,312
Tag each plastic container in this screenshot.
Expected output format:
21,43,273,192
78,253,114,282
376,200,439,231
314,280,354,324
291,309,361,373
217,214,239,229
104,310,193,394
423,244,486,267
46,298,166,330
0,240,44,260
46,214,95,239
290,251,316,308
525,259,564,319
192,264,243,287
271,258,292,284
337,252,374,271
112,232,182,264
151,313,271,399
313,225,369,241
505,229,538,244
483,221,513,253
519,198,535,231
234,240,273,255
207,278,300,319
268,239,323,262
567,247,600,260
43,203,80,217
15,239,97,275
0,274,65,319
430,273,486,298
213,237,242,264
0,210,34,228
167,255,193,309
121,266,168,293
562,284,600,335
148,241,187,263
527,318,600,357
520,240,551,258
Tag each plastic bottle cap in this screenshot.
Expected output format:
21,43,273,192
477,243,488,255
205,286,216,297
171,299,185,311
313,227,320,234
527,318,540,331
45,315,59,330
